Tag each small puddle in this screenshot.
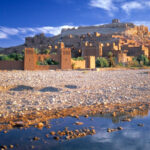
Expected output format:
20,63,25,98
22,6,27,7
0,109,150,150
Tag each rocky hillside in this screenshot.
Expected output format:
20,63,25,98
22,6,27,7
0,19,150,57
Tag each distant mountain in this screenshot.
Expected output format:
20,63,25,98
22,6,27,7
0,47,4,51
0,45,25,55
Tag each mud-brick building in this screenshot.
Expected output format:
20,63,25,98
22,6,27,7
0,42,96,70
24,42,72,70
0,42,72,70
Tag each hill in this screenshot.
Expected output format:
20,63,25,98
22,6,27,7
0,19,150,58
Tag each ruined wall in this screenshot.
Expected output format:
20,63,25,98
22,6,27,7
24,44,72,71
0,61,24,70
24,48,60,70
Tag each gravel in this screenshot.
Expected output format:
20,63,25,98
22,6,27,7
0,69,150,116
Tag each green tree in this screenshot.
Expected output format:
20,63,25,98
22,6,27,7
44,49,51,54
34,48,40,54
137,55,149,66
0,55,11,61
96,57,109,67
108,52,115,67
8,53,24,61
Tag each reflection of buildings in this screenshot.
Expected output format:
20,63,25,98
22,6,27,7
92,108,149,124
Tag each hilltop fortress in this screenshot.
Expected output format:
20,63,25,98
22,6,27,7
1,19,150,65
61,19,149,37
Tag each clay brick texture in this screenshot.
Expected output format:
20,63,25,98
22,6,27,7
0,61,24,70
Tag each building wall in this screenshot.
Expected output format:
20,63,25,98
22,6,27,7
36,54,50,62
24,48,60,70
35,65,59,70
24,45,71,70
24,48,36,70
0,61,24,70
71,59,86,69
59,47,72,70
82,44,102,58
117,53,133,63
84,56,96,69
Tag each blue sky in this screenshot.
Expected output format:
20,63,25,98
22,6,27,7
0,0,150,47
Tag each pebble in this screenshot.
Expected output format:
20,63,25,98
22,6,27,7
122,118,131,122
107,126,123,132
138,123,144,127
0,145,7,150
33,137,40,141
0,70,150,119
50,131,56,135
75,121,84,125
9,145,14,149
37,122,44,129
53,136,60,141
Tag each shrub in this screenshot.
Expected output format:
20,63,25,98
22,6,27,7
137,55,149,66
108,52,116,67
44,49,51,54
0,53,24,61
51,52,57,55
127,60,140,67
0,55,12,61
118,63,124,67
34,48,40,54
37,58,59,65
8,53,24,61
96,57,109,68
46,58,59,65
72,57,84,61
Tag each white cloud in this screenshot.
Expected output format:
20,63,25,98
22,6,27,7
89,0,117,16
36,25,75,35
121,1,143,14
0,32,7,39
0,25,75,39
89,0,117,11
91,130,113,143
123,130,141,139
0,27,19,35
89,0,150,15
145,1,150,6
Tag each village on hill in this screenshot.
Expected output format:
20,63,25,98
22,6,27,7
0,19,150,150
0,19,150,70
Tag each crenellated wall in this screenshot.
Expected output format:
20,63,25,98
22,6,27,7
24,42,72,70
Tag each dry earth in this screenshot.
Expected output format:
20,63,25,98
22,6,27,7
0,69,150,130
0,69,150,116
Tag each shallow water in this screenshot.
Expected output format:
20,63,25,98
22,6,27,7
1,111,150,150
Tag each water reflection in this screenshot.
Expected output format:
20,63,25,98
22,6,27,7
1,108,150,150
92,108,149,123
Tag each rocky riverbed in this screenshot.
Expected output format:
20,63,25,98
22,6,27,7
0,69,150,130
